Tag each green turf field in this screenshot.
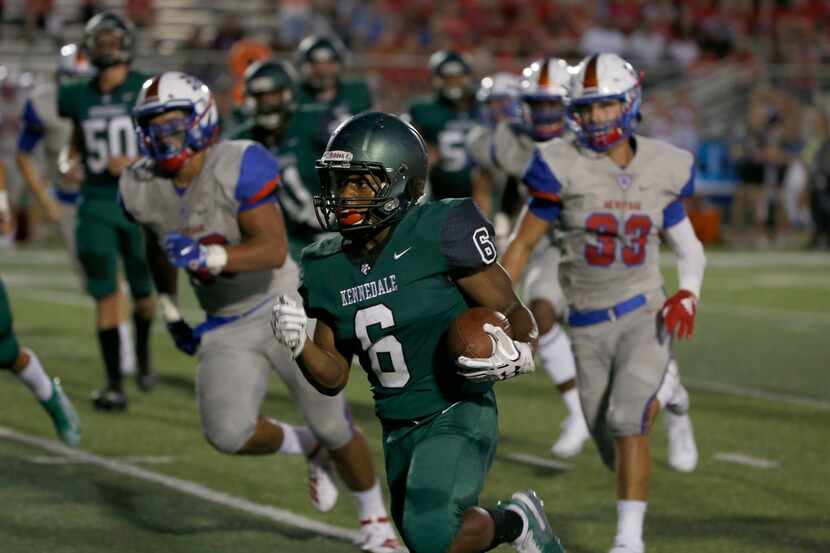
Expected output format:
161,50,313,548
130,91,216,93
1,248,828,553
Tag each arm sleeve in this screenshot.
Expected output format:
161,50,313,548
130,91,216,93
663,164,695,229
522,148,563,222
439,199,498,272
17,100,46,153
663,217,705,298
235,143,281,213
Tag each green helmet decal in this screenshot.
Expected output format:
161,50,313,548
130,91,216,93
314,112,428,234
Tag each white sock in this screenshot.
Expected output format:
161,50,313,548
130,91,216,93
18,349,53,401
656,359,680,409
352,480,387,520
538,325,577,385
118,321,136,374
562,388,582,418
277,423,317,455
616,500,647,547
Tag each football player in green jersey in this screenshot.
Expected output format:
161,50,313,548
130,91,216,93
58,12,156,410
289,35,374,202
272,112,566,553
230,60,326,261
405,50,479,201
0,162,81,447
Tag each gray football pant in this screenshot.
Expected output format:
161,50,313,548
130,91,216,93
569,290,671,469
196,302,353,454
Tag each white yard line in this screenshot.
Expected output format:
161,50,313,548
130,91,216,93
26,454,176,465
714,452,781,469
0,426,359,543
684,378,830,411
505,452,573,471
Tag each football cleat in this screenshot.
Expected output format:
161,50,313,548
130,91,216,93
307,446,339,512
40,379,81,447
502,490,565,553
91,388,128,412
355,516,402,553
665,411,698,473
551,413,591,458
137,369,158,392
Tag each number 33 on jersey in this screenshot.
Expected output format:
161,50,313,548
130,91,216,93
299,198,497,422
521,135,695,312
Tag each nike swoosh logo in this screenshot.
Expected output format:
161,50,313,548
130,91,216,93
393,247,412,260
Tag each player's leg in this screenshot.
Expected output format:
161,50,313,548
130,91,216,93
401,394,564,553
76,215,127,410
0,279,81,446
605,293,673,553
265,313,399,551
523,244,588,458
119,222,156,390
117,283,136,376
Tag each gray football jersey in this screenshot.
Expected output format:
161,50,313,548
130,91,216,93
119,140,299,317
26,83,73,189
521,135,694,311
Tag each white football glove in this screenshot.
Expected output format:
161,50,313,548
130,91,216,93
271,295,308,358
455,323,535,383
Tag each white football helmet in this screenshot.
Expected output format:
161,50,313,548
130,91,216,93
566,53,642,152
133,71,219,175
476,72,521,127
520,58,571,141
57,43,95,80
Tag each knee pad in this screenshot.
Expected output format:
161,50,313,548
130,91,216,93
202,414,256,454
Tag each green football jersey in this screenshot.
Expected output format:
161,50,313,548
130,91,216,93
58,70,150,203
406,95,478,200
229,122,323,258
300,198,498,422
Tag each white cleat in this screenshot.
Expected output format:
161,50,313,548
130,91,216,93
356,516,402,553
307,447,339,512
551,414,591,458
665,410,698,473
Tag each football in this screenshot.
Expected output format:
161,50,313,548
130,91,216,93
446,307,513,359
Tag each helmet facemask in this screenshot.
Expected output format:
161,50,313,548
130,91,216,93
567,87,641,152
87,27,130,69
523,97,566,141
136,106,214,176
314,161,411,235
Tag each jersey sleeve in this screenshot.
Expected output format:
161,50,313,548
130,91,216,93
235,143,281,213
662,162,696,229
17,99,45,153
438,199,497,272
522,148,563,222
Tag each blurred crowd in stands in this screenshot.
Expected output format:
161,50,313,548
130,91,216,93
2,0,830,248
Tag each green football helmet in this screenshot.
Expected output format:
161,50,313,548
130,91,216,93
429,49,474,102
315,112,428,235
295,34,346,92
243,60,298,132
82,12,134,69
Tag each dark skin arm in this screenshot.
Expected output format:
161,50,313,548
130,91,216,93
296,318,351,396
455,262,539,348
225,201,289,272
501,204,552,282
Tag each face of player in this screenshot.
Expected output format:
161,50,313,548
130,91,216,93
91,29,125,66
441,74,471,101
574,98,624,126
486,96,515,123
335,173,384,227
147,110,189,154
525,98,565,139
254,89,291,132
309,59,339,91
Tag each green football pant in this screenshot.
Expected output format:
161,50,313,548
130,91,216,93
0,278,21,368
382,392,499,553
75,213,153,300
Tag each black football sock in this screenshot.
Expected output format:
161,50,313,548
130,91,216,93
484,506,525,550
133,311,153,374
97,327,122,391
